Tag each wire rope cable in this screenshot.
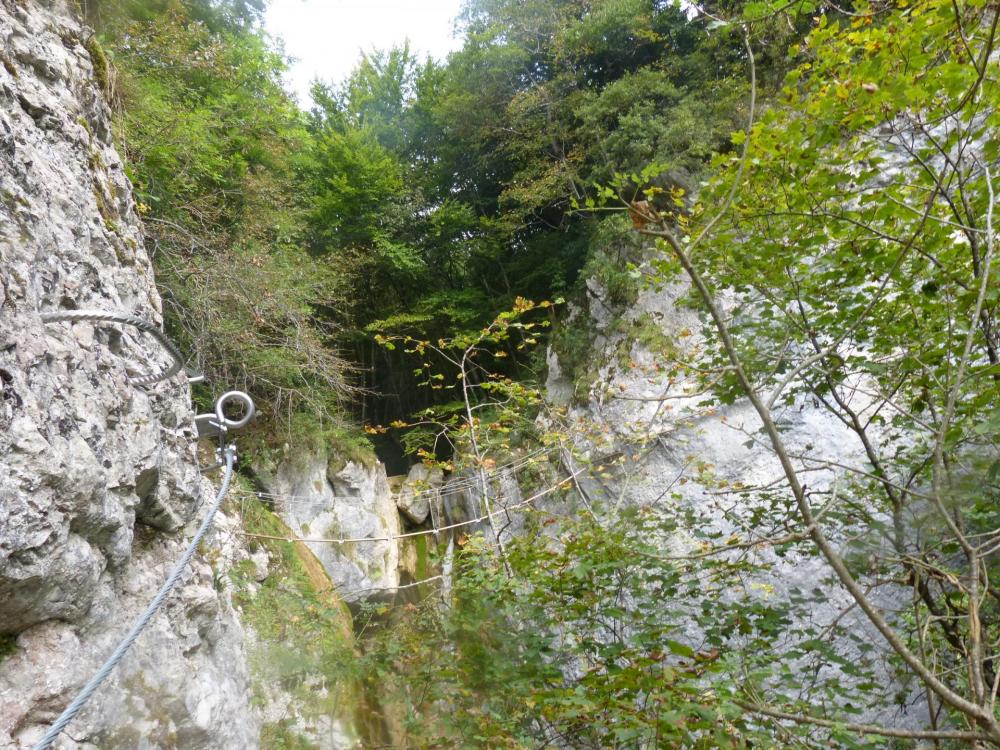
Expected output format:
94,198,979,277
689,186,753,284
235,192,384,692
248,445,560,505
32,446,237,750
40,309,185,385
238,464,585,547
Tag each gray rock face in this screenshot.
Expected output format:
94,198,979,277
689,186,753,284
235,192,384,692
1,508,259,750
254,675,360,750
0,2,258,746
544,344,573,407
395,463,443,525
0,0,199,635
548,275,915,725
262,452,401,600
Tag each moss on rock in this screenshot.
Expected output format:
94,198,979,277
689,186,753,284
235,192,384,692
232,484,361,748
84,36,110,97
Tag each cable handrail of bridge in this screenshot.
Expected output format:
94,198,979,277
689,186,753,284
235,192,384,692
247,445,565,506
238,465,587,547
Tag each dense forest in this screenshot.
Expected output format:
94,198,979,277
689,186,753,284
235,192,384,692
81,0,1000,746
83,0,771,455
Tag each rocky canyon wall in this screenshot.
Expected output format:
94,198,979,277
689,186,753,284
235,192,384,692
0,2,257,746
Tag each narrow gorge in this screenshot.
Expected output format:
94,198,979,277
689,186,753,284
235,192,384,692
2,0,999,747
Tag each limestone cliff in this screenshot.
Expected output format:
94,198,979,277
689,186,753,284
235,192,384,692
0,1,257,746
544,266,916,725
257,451,401,601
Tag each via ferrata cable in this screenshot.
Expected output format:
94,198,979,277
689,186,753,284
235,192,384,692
31,445,236,750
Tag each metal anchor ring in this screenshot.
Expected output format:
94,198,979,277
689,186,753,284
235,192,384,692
195,390,255,439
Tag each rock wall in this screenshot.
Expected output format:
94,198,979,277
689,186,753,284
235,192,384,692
0,1,257,746
259,452,401,601
546,274,915,725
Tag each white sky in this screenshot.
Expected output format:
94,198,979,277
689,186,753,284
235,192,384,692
265,0,466,106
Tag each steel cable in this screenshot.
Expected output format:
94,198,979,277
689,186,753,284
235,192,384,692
238,465,585,547
248,445,560,504
40,309,185,385
32,446,237,750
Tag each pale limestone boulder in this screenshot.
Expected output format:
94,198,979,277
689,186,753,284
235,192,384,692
261,449,401,601
395,463,444,525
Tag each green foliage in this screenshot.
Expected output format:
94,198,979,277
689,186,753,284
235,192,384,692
628,312,678,360
369,298,553,464
244,412,377,480
304,121,405,251
295,0,758,430
612,0,1000,741
95,0,353,437
584,256,641,310
0,634,16,664
352,454,915,747
259,721,318,750
450,0,744,221
84,35,110,96
337,0,1000,742
549,309,600,399
85,0,266,31
88,0,1000,742
355,508,865,748
92,0,772,438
